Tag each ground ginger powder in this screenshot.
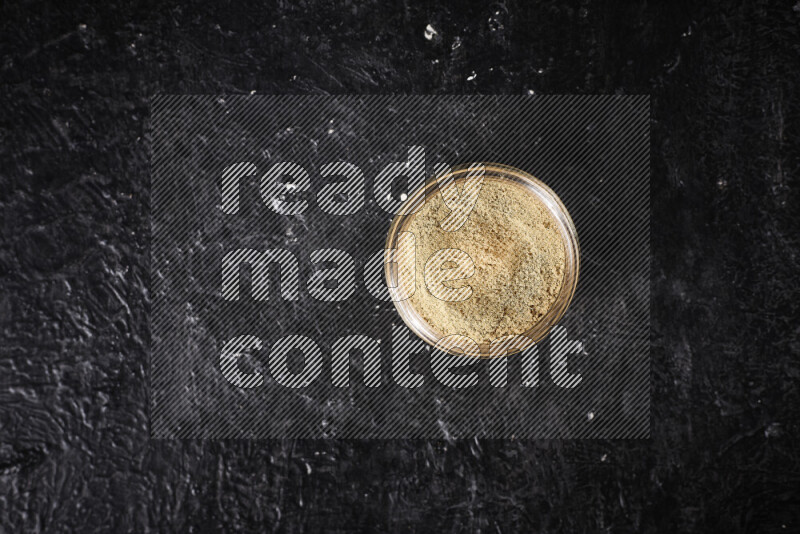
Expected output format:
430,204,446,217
402,178,566,345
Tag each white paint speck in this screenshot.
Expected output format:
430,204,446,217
765,422,782,438
587,411,595,421
467,71,477,81
400,193,407,201
424,24,438,40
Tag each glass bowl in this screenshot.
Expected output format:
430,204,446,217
384,163,580,358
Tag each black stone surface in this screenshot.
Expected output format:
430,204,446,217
1,0,798,532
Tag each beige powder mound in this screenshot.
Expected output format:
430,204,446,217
402,178,566,345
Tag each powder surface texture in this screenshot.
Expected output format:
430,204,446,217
402,178,566,345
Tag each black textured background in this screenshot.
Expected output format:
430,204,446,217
1,0,798,532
